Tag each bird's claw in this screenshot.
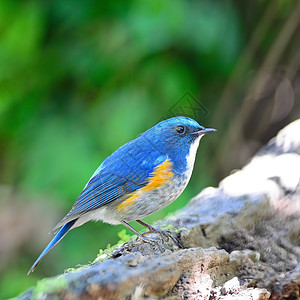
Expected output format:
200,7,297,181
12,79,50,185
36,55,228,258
142,227,178,244
136,235,166,252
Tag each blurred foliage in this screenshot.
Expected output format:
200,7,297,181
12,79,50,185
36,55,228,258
0,0,299,298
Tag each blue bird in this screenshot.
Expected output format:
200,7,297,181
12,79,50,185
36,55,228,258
28,116,216,274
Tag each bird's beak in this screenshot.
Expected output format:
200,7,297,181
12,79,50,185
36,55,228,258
192,128,217,136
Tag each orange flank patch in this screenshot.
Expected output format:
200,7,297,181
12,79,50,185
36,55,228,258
143,158,174,192
116,193,139,212
117,159,174,212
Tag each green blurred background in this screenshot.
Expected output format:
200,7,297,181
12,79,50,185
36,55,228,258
0,0,299,298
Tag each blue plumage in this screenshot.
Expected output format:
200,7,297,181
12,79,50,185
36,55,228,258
28,116,216,274
28,219,77,275
52,152,169,232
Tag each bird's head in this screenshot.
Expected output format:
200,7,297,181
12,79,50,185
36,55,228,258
141,116,216,171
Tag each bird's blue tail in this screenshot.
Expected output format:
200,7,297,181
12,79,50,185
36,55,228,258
27,219,77,275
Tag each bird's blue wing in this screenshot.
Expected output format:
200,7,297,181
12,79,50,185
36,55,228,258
71,171,144,215
52,135,167,231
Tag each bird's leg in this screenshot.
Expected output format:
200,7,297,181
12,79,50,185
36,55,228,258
121,221,165,251
136,220,178,244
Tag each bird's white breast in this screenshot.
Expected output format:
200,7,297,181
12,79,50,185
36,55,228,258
185,136,201,178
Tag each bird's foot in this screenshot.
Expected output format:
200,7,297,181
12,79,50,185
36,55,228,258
136,234,166,252
141,226,178,245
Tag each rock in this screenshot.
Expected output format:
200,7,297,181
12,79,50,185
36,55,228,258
18,119,300,299
210,277,271,300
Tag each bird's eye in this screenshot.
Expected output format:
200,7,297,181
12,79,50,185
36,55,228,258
176,125,185,134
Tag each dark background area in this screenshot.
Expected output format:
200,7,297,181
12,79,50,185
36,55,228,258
0,0,299,298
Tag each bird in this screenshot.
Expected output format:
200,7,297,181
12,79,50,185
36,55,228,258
28,116,216,274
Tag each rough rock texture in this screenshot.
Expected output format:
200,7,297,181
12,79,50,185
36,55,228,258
19,120,300,300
